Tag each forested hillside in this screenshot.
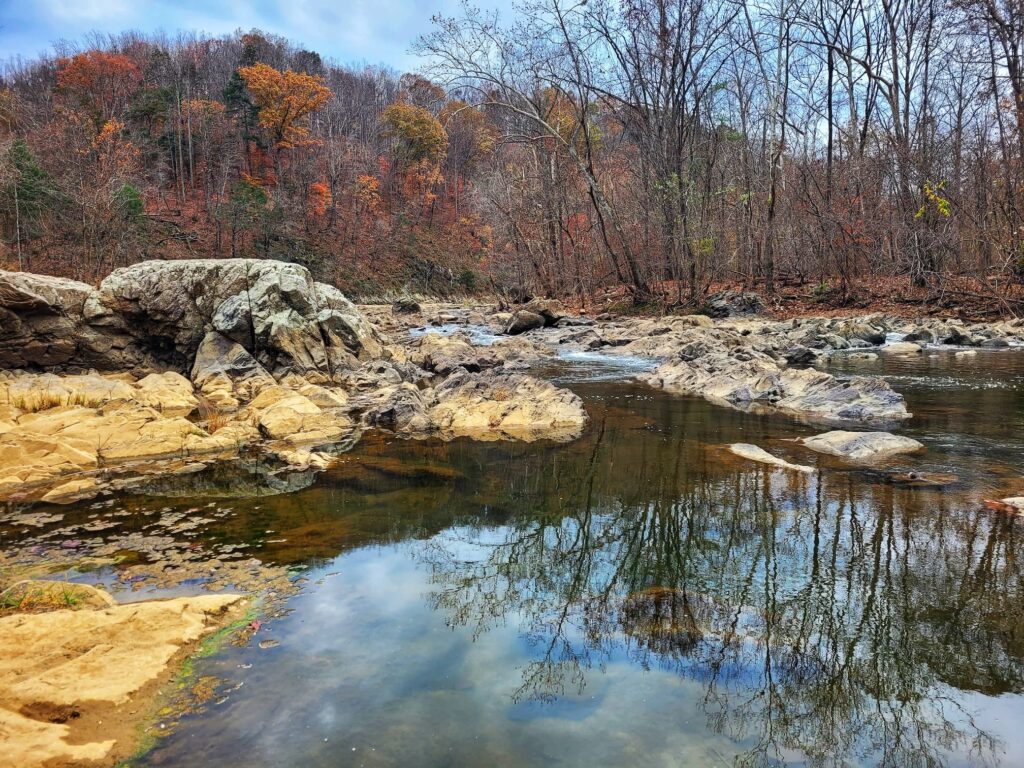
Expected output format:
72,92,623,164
2,0,1023,311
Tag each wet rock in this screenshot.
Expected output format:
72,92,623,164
39,478,100,504
848,352,879,361
955,350,977,358
981,338,1010,348
887,471,959,488
801,430,924,461
883,341,923,355
506,310,546,335
729,443,814,473
0,371,269,503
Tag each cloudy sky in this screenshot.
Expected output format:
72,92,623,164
0,0,503,71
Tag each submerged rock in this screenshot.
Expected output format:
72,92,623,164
729,443,814,473
801,430,924,461
887,471,959,488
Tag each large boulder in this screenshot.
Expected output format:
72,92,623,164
1,260,385,380
506,310,546,335
411,333,496,375
521,299,567,326
100,260,384,375
0,271,152,372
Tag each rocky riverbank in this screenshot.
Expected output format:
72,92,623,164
7,269,1021,501
0,261,589,506
0,586,247,768
379,301,1023,428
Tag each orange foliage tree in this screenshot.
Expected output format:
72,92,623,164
56,51,142,129
237,63,332,150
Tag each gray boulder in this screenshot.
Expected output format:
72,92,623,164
506,310,546,335
0,270,153,372
2,259,385,380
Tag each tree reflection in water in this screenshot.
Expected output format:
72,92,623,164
420,407,1024,767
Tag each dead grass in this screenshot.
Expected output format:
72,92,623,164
2,386,102,413
0,580,92,614
197,397,230,433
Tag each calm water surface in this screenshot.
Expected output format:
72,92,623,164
23,349,1024,767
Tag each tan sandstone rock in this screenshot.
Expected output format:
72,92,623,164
0,591,244,768
429,371,588,442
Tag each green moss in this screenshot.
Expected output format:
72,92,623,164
118,597,263,767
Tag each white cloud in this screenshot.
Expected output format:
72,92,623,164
0,0,507,70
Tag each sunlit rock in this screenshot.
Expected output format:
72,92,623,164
729,443,815,473
801,430,924,462
428,370,588,441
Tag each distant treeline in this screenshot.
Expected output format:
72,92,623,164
2,0,1024,307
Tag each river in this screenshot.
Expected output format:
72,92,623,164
7,347,1024,767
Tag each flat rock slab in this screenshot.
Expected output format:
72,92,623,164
801,430,924,462
0,592,244,768
883,341,923,354
729,443,815,473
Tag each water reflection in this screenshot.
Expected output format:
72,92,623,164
416,395,1023,766
52,352,1023,767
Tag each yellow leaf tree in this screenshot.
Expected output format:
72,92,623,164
381,102,448,165
238,63,332,150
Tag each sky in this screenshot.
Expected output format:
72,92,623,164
0,0,503,71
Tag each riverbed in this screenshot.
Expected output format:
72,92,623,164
4,347,1024,767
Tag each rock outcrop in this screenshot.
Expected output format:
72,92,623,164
642,345,911,424
428,370,588,441
1,259,384,376
0,263,599,504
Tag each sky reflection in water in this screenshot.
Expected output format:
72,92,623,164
129,350,1024,767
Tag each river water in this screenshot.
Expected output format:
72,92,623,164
9,347,1024,767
